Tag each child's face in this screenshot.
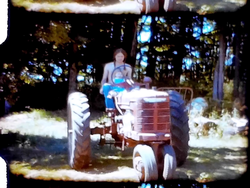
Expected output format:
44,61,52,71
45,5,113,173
115,52,125,63
115,72,123,79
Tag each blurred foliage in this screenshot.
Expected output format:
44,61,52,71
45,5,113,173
35,21,72,46
135,15,220,97
0,11,248,112
223,80,234,102
28,108,65,122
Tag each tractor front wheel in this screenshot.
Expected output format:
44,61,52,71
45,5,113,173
133,144,158,182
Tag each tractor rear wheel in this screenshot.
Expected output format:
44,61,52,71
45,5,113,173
67,92,91,170
137,0,159,14
156,144,176,180
163,0,176,12
133,144,158,182
162,145,177,179
169,90,189,166
145,0,159,14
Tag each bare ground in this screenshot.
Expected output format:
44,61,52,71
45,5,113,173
0,109,248,183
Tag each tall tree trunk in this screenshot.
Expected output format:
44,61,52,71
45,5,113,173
209,48,214,81
130,19,139,67
242,2,250,173
68,43,78,95
213,33,226,105
173,16,188,84
213,59,219,99
113,17,122,49
233,24,240,99
123,15,139,67
146,15,156,80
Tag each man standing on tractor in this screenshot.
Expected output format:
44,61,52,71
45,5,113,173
99,48,133,111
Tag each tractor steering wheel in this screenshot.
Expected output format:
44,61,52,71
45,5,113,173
111,64,134,89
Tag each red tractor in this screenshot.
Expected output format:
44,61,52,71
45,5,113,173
67,65,190,182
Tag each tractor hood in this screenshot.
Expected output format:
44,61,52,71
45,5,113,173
117,88,169,105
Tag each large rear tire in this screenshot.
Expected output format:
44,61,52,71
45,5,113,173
163,0,176,12
145,0,159,14
156,144,176,180
168,90,189,167
162,145,177,179
136,0,159,14
67,92,91,170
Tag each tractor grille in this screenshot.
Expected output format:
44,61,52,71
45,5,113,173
133,96,171,133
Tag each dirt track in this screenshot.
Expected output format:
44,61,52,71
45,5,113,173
0,112,248,183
